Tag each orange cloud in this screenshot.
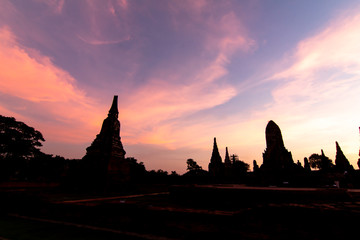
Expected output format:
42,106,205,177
0,27,104,143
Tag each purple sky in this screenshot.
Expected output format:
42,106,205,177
1,0,360,173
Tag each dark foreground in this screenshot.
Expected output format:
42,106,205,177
1,183,360,240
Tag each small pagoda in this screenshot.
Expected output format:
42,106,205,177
208,137,224,177
82,95,129,189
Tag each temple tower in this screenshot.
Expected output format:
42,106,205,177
208,137,224,176
82,95,129,188
224,147,232,176
335,141,352,172
261,120,294,171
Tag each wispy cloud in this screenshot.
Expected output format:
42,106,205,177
35,0,65,14
268,11,360,117
77,34,131,45
119,1,255,148
0,27,104,143
257,10,360,164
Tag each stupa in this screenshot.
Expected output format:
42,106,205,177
208,137,224,176
335,141,353,172
261,120,295,171
82,95,129,188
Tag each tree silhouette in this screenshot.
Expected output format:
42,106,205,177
233,159,249,175
170,171,179,176
309,154,322,169
186,159,202,171
126,157,146,181
309,151,334,171
0,115,46,180
0,115,45,161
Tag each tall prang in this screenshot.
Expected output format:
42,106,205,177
335,141,353,172
208,137,224,176
261,120,294,171
224,147,232,176
82,95,129,188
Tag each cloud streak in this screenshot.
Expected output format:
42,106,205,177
77,34,131,46
0,1,256,161
0,27,104,145
257,10,360,166
118,1,255,148
268,11,360,118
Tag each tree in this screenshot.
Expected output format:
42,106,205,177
309,150,334,171
126,157,146,180
186,159,202,171
233,159,250,175
309,154,322,170
0,115,45,161
0,115,46,180
170,171,179,176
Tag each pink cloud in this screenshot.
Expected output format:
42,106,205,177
0,27,104,143
0,1,258,166
270,12,360,80
0,28,81,103
77,34,131,45
268,11,360,111
35,0,65,14
258,10,360,167
118,2,255,148
80,0,131,43
116,0,128,10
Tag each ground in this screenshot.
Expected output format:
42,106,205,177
1,183,360,240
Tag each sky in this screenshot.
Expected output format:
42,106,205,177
1,0,360,174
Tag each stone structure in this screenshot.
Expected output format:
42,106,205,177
335,141,352,172
82,96,129,188
253,160,259,173
261,120,294,171
208,137,224,176
304,157,311,172
224,147,232,176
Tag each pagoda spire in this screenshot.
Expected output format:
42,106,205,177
208,137,224,176
82,95,128,189
224,147,231,165
108,95,119,118
224,146,232,177
211,137,222,163
335,141,352,172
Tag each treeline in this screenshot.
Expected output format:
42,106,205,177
1,115,360,188
0,115,165,183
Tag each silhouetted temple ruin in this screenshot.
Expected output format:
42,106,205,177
261,120,295,171
82,96,129,188
208,137,224,176
335,141,353,172
224,147,232,176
